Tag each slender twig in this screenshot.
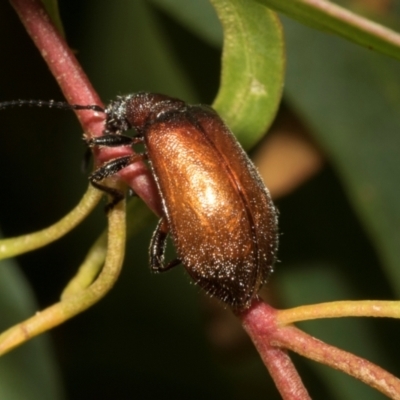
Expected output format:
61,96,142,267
61,197,154,299
0,196,127,356
0,186,101,260
262,0,400,61
61,231,108,298
10,0,103,134
277,300,400,325
240,301,311,400
240,300,400,399
276,325,400,400
9,0,162,215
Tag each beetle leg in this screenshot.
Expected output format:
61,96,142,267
86,133,144,209
164,258,182,271
83,134,138,172
86,134,141,148
89,154,144,210
150,218,181,272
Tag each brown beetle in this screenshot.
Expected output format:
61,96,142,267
88,93,278,310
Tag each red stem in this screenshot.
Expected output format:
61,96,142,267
240,301,311,400
9,0,162,215
10,0,103,134
277,325,400,400
240,300,400,400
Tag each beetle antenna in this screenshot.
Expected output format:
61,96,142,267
0,99,104,112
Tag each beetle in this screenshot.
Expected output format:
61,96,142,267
0,93,278,309
87,93,278,310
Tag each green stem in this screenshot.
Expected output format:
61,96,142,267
0,186,101,260
61,231,108,299
0,198,126,356
277,300,400,325
61,198,154,298
260,0,400,61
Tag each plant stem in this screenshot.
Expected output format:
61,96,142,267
276,324,400,399
277,300,400,325
261,0,400,61
10,0,162,215
240,300,400,399
240,301,311,400
10,0,103,135
0,196,127,356
0,186,101,260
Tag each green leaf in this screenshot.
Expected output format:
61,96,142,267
260,0,400,62
148,0,285,149
210,0,285,149
149,0,223,47
0,257,64,400
283,17,400,295
40,0,65,37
